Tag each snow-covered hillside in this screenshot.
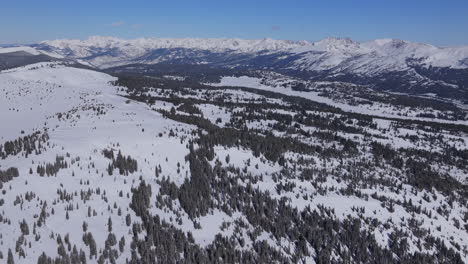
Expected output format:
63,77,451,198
0,62,196,263
1,60,468,263
0,47,43,56
0,46,63,59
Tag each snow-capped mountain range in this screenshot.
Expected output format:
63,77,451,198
2,36,468,100
30,36,467,70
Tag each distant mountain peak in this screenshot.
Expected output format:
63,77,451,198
312,37,360,51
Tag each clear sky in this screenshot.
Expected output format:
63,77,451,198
1,0,467,46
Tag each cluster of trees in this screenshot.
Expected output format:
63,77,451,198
161,110,320,164
105,150,138,176
36,156,68,177
36,245,87,264
0,167,19,187
82,232,97,259
177,103,202,115
0,131,49,159
130,181,152,217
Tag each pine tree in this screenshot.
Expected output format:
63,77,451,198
108,217,112,232
7,249,14,264
126,214,131,226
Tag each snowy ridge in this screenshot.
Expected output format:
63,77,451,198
0,46,42,55
36,36,468,71
0,46,64,58
40,36,310,55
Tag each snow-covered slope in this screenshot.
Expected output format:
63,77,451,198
293,38,468,72
0,46,63,58
36,36,468,71
1,61,468,263
0,46,42,55
0,62,195,263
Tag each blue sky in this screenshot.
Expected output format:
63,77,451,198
1,0,467,46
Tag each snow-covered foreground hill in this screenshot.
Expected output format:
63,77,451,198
0,63,197,263
1,62,468,263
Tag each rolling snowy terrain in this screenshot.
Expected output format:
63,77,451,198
0,45,468,263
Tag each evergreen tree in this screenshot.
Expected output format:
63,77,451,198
7,249,14,264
